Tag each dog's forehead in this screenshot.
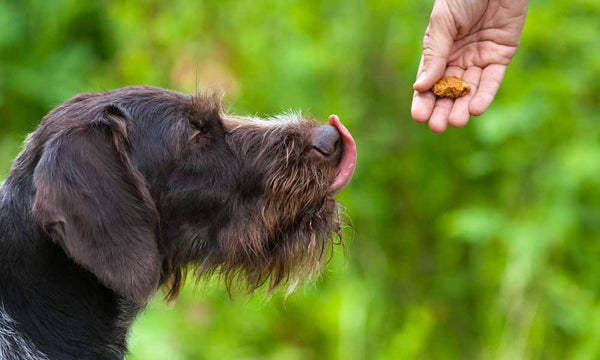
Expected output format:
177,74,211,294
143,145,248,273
97,87,316,131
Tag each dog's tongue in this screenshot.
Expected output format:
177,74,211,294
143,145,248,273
328,115,357,196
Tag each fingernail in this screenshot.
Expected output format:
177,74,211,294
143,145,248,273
413,72,426,88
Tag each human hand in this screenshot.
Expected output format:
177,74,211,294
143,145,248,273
411,0,529,133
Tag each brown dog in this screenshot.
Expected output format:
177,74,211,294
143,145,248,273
0,86,356,360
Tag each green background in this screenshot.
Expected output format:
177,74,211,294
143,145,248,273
1,0,599,359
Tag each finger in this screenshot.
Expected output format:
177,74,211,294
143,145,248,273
411,54,436,123
428,66,464,133
413,12,455,92
470,64,507,116
428,98,454,133
411,90,436,123
415,53,425,79
448,66,482,128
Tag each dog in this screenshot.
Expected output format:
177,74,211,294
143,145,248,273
0,86,356,359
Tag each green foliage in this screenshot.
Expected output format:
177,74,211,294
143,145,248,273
1,0,599,358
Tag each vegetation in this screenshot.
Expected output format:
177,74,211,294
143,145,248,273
1,0,599,359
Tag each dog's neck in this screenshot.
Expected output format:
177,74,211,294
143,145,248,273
0,179,141,360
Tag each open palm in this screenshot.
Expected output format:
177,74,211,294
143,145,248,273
411,0,529,133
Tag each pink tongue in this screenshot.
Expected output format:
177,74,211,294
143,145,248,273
328,115,357,195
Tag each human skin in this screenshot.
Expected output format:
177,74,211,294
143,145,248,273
411,0,529,133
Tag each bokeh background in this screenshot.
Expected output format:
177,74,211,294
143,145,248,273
1,0,599,359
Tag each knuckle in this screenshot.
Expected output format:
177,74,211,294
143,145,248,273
421,37,437,56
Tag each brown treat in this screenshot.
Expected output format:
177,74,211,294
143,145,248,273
432,76,471,98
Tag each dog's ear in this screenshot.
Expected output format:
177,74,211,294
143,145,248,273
33,104,160,303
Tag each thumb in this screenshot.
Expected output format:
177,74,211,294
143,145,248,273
413,14,454,92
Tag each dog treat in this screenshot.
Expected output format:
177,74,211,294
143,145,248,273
432,76,471,99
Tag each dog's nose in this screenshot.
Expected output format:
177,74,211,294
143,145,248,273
311,125,342,160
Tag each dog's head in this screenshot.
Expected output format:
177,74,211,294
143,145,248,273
29,86,356,303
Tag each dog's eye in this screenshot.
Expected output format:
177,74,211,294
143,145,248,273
189,123,210,143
